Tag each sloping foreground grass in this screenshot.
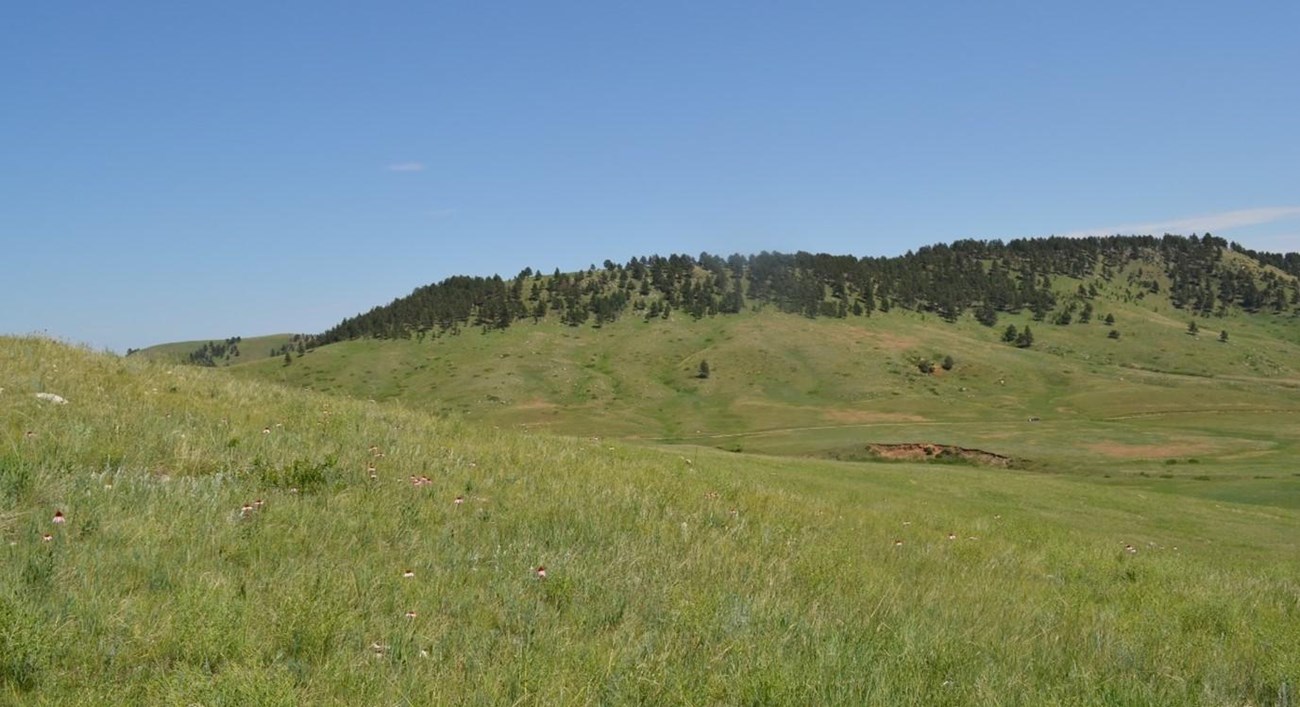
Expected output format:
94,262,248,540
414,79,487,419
2,337,1298,704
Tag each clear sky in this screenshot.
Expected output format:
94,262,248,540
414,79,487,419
3,1,1297,353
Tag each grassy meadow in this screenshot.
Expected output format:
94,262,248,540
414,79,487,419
227,281,1300,511
3,335,1299,704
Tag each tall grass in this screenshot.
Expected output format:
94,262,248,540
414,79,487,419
2,337,1297,704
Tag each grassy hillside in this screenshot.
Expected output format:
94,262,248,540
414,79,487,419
2,336,1299,703
129,333,299,367
226,277,1300,505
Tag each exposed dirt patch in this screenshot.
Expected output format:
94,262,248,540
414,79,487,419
864,443,1016,467
815,442,1018,467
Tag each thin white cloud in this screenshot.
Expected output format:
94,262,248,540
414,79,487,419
386,162,426,172
1057,206,1300,239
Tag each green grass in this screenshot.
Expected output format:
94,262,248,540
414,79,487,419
213,283,1300,508
2,336,1299,704
129,333,299,366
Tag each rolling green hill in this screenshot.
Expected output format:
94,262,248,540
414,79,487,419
121,236,1300,512
128,333,302,367
227,289,1300,508
3,336,1298,703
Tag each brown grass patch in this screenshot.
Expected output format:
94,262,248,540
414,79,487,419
1085,441,1214,459
821,409,927,424
513,398,560,411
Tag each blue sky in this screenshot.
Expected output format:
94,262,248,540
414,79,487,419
3,1,1297,352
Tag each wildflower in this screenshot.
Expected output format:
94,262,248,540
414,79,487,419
947,532,957,541
403,569,415,578
240,504,254,517
24,430,36,438
262,427,271,435
289,487,299,494
419,649,430,659
42,533,53,542
1124,544,1137,554
454,495,464,506
404,610,417,619
535,566,547,580
254,499,265,509
52,511,66,524
894,539,904,547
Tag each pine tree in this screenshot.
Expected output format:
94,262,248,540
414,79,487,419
1219,329,1229,343
1015,326,1034,348
697,360,710,379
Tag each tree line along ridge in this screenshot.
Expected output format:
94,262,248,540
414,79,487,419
307,235,1298,347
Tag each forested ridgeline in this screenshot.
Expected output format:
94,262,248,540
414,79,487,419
314,234,1299,345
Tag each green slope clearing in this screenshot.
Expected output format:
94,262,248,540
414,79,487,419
1,336,1297,703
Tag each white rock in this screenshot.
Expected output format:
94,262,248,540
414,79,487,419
35,393,68,404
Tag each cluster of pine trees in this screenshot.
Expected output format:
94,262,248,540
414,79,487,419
185,337,242,366
314,235,1300,346
269,335,314,359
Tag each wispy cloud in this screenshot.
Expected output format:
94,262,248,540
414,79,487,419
386,162,426,172
1057,206,1300,238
